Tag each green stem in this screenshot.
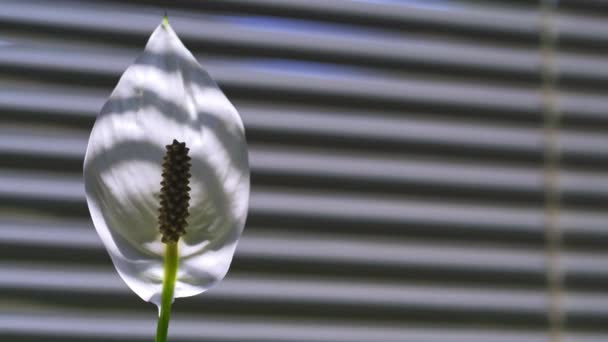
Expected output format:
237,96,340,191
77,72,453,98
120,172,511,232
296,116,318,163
156,242,179,342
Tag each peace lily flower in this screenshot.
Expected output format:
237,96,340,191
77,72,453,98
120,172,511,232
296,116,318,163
83,16,249,341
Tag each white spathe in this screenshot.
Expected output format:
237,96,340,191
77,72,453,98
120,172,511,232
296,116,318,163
83,20,250,305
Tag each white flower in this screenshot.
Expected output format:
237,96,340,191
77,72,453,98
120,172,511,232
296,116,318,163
83,19,250,305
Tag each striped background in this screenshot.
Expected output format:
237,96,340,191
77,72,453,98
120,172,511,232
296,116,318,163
2,0,608,341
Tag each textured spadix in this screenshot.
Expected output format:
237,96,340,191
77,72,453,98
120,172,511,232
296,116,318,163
83,20,249,305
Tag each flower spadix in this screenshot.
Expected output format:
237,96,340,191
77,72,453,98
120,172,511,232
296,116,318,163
83,19,249,306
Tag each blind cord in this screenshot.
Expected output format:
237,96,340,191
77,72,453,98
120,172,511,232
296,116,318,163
540,0,563,341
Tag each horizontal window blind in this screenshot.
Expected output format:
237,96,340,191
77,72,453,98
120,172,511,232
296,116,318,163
1,0,607,341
